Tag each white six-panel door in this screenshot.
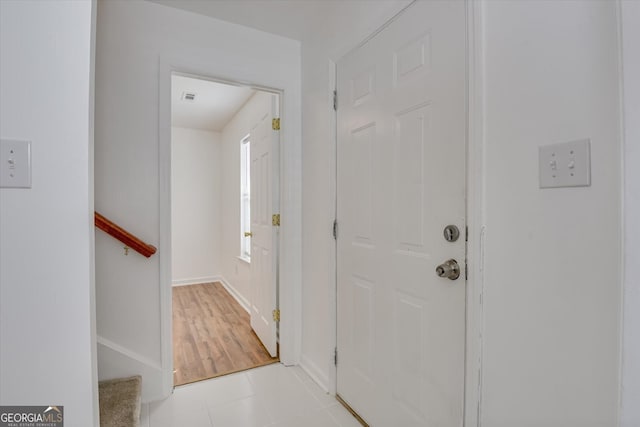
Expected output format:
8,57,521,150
336,1,466,425
250,94,279,357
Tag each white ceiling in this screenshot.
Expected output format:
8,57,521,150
171,75,256,132
146,0,412,50
147,0,337,41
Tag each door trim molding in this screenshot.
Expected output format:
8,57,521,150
158,53,302,398
329,58,338,396
464,0,485,426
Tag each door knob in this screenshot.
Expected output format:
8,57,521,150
436,259,460,280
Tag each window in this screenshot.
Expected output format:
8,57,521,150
240,135,251,259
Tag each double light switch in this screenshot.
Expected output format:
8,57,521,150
539,139,591,189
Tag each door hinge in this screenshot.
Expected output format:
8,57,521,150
465,258,468,280
272,309,280,322
333,90,338,111
332,219,338,239
334,348,338,366
465,225,469,242
272,118,280,131
272,214,280,226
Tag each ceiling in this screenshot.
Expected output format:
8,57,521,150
147,0,337,41
171,75,256,132
148,0,414,60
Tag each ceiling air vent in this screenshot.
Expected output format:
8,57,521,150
181,92,197,102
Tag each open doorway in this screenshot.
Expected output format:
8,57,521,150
170,73,280,386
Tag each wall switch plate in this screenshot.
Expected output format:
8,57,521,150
1,139,32,188
539,139,590,188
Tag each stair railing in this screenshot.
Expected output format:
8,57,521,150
94,212,157,258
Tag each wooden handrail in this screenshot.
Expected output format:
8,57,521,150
95,212,157,258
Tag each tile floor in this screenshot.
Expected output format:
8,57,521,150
140,363,363,427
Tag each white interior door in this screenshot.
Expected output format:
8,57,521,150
336,1,466,425
250,94,279,357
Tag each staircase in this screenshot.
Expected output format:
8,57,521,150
98,376,142,427
94,216,151,425
94,214,153,425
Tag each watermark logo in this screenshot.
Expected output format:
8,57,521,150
0,406,63,427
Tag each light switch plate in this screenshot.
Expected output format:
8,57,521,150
1,139,32,188
539,139,591,188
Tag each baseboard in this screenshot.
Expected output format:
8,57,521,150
97,336,165,403
300,354,331,394
217,276,250,314
172,276,220,287
171,275,251,314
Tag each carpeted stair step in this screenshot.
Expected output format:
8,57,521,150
99,376,142,427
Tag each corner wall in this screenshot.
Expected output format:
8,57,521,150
0,1,98,425
171,127,222,285
481,2,622,425
621,1,640,425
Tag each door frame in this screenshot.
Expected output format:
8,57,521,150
330,1,485,425
158,53,302,397
463,1,485,425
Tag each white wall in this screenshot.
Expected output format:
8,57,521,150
92,0,632,417
171,127,221,285
299,0,414,390
219,91,273,307
95,0,300,401
621,1,640,425
481,2,622,426
299,2,632,423
0,1,98,426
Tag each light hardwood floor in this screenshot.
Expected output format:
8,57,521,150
173,282,277,386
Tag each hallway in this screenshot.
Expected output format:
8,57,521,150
142,363,361,427
173,282,277,385
1,2,637,426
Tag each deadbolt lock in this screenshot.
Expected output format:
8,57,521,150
436,259,460,280
443,225,460,242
